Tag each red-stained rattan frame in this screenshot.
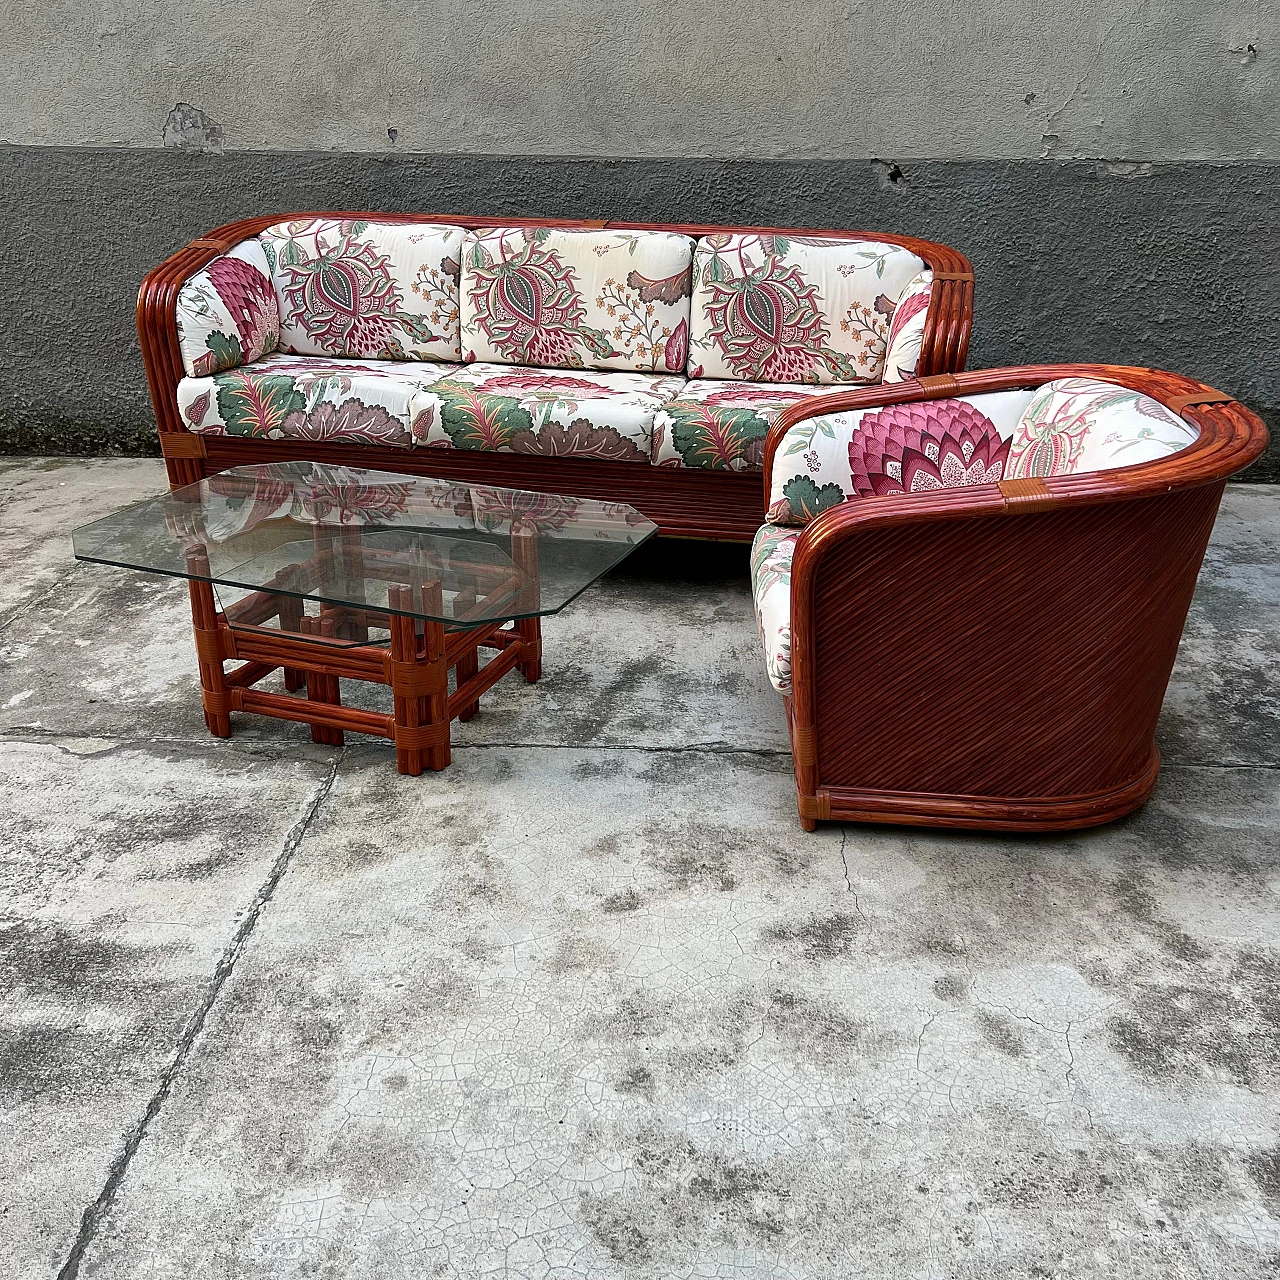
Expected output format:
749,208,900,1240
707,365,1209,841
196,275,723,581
136,212,974,541
763,363,1268,832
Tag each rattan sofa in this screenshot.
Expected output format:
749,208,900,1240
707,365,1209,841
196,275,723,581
138,213,973,540
752,364,1268,831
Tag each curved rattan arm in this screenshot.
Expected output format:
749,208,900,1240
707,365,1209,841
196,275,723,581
761,362,1264,513
779,364,1268,816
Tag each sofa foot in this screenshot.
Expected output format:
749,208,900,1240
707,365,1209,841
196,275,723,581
799,813,818,832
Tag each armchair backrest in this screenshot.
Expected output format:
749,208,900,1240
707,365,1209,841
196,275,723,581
764,373,1209,525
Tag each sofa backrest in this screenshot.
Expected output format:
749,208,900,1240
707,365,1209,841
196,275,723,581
175,238,280,378
458,226,695,374
258,218,466,363
1005,377,1199,478
687,234,928,385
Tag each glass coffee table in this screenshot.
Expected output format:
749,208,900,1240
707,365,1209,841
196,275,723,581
73,462,656,774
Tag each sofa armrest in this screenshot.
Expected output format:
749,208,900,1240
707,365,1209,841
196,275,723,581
137,217,284,484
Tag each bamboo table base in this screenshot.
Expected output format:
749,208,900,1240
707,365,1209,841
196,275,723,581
185,555,542,776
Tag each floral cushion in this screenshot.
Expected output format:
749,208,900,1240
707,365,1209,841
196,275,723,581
415,363,686,463
177,353,458,449
652,379,859,471
1006,377,1199,478
751,523,798,693
881,270,934,383
687,233,927,384
458,227,694,373
767,389,1036,524
258,218,465,363
175,239,280,378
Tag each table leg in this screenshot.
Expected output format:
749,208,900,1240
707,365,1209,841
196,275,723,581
277,589,305,691
186,545,231,738
300,613,344,746
389,582,450,775
510,520,542,684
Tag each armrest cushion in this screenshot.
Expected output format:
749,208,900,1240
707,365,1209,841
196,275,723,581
881,269,933,383
1006,377,1199,477
766,388,1035,524
175,238,279,377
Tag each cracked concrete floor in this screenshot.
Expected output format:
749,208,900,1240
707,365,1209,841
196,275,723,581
2,456,1280,1279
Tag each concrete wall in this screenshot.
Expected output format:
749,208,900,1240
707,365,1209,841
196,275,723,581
3,1,1275,159
1,2,1276,472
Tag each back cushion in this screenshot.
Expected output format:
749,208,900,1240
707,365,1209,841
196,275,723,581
767,389,1035,524
259,218,464,362
176,238,279,377
458,226,694,373
1006,377,1199,478
688,233,926,384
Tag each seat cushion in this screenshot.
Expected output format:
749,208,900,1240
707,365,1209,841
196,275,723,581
259,218,465,362
175,239,280,377
751,523,798,693
1006,377,1199,478
687,233,927,384
459,226,694,373
652,379,861,471
177,353,458,449
766,389,1036,524
415,363,686,463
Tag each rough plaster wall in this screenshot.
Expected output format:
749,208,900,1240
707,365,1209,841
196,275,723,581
1,0,1274,160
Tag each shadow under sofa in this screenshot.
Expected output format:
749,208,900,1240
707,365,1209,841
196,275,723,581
138,213,975,540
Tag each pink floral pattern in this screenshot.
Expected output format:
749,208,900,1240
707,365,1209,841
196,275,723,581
846,400,1009,496
176,353,458,448
688,234,927,384
881,270,934,383
415,362,684,462
176,239,280,377
1007,377,1199,478
260,219,464,362
460,227,694,373
652,379,855,471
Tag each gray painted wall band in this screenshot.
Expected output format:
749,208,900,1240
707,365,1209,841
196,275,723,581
1,147,1276,478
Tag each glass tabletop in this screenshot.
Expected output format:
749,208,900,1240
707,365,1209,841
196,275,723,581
72,461,657,629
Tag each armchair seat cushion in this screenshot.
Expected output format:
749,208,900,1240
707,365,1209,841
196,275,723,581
415,363,686,463
177,353,458,449
652,379,861,472
750,522,799,693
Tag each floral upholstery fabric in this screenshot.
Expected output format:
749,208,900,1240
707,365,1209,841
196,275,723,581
767,389,1036,524
177,353,459,449
459,227,695,373
415,363,685,463
881,270,934,383
259,218,464,363
1006,377,1199,478
687,234,926,384
176,239,280,378
751,523,799,693
652,380,858,472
